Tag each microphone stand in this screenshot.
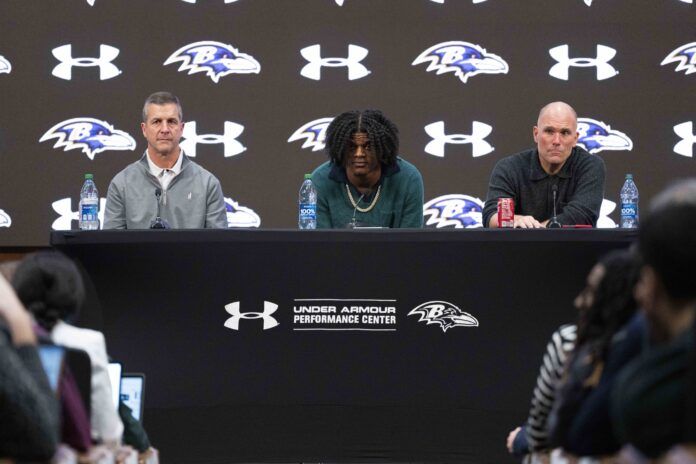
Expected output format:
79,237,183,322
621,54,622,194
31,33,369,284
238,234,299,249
150,188,170,229
548,183,562,229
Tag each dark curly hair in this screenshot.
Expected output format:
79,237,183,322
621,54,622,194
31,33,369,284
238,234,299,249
574,249,640,362
324,110,399,167
12,251,85,332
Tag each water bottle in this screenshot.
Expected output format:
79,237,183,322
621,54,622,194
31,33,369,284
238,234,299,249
79,173,100,230
619,174,639,229
299,174,317,229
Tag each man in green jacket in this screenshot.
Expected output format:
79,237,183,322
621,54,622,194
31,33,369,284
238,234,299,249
311,110,424,229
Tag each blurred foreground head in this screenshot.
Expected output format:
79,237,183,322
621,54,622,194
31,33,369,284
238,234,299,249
12,251,85,331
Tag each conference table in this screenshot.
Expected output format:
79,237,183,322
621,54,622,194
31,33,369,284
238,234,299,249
51,228,637,463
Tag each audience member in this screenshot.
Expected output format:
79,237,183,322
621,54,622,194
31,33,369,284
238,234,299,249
0,272,59,460
549,249,642,457
12,251,125,446
611,179,696,458
507,249,640,461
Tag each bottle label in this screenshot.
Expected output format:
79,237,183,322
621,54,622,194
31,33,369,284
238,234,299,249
620,203,637,217
299,203,316,220
81,203,98,222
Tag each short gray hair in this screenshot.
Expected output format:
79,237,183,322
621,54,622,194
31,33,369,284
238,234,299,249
142,91,183,122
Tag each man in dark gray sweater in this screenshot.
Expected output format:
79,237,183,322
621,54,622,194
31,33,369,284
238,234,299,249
482,102,605,228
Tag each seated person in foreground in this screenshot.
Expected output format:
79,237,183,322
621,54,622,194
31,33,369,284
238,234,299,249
611,179,696,459
12,252,124,446
482,101,605,228
311,110,424,228
0,273,59,461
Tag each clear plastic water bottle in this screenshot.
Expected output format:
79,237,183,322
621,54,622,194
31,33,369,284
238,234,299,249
619,173,639,229
79,173,100,230
299,174,317,229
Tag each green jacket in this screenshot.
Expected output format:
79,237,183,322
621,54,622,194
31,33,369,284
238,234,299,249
311,157,424,229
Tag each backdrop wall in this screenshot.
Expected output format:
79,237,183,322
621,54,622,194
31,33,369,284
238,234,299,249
0,0,694,245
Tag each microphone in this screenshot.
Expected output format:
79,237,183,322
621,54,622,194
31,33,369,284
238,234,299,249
548,183,561,229
150,188,170,229
349,192,366,229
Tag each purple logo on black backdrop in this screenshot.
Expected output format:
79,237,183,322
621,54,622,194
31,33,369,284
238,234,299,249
412,41,508,83
40,118,136,160
165,41,260,83
0,209,11,228
288,117,334,152
423,194,484,229
0,55,11,74
661,42,696,76
576,118,633,154
409,301,478,333
225,198,261,228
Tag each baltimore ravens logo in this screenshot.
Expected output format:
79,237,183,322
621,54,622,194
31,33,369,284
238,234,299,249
0,55,11,74
288,117,334,152
164,41,260,83
576,118,633,154
661,42,696,75
412,41,508,83
0,209,11,228
423,194,484,228
40,118,136,160
225,198,261,228
409,301,479,333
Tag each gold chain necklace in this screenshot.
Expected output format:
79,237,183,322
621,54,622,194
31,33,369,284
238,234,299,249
345,184,381,212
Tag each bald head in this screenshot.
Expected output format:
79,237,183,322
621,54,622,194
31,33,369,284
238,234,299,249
533,101,580,175
537,101,577,128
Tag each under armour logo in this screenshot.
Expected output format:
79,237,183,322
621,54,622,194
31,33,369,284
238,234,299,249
424,121,494,158
181,0,239,2
548,44,618,81
51,197,106,231
224,301,279,330
181,121,246,158
597,199,617,229
86,0,95,5
300,44,370,81
674,122,695,158
52,44,121,80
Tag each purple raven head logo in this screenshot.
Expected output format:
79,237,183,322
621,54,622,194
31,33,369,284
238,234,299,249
412,41,508,83
224,198,261,228
288,117,334,152
576,118,633,154
39,118,136,160
409,301,478,333
164,41,260,83
0,55,11,74
661,42,696,75
0,209,11,228
423,194,484,228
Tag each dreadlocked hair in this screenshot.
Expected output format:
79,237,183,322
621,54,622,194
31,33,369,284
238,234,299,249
324,110,399,167
574,249,641,363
